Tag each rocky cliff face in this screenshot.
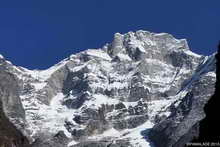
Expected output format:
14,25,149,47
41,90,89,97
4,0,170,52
0,58,30,147
0,30,216,147
193,43,220,142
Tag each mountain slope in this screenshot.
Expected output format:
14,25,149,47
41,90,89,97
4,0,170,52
0,30,216,147
0,58,30,147
194,43,220,142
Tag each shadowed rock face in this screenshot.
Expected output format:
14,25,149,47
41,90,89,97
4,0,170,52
0,69,25,121
194,43,220,142
0,68,29,147
0,103,29,147
149,70,216,147
0,30,216,147
31,131,70,147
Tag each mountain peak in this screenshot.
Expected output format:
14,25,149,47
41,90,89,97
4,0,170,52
0,30,216,147
107,30,191,60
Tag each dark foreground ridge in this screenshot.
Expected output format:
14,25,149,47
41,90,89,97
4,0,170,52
0,69,30,147
193,43,220,142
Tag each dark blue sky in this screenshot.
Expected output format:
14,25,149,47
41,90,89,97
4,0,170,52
0,0,219,69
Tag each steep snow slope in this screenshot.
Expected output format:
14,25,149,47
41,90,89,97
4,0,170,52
0,30,216,147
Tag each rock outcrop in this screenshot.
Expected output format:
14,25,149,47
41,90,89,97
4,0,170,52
193,42,220,142
0,60,30,147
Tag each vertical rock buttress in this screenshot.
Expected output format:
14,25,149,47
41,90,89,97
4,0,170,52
194,42,220,142
0,69,30,147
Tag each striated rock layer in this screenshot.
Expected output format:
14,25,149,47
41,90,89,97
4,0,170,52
0,30,216,147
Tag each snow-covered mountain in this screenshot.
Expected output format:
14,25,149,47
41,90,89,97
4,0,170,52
0,30,216,147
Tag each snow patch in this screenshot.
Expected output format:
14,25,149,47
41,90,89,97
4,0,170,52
86,49,112,61
23,59,68,81
68,140,78,147
117,53,132,61
184,50,202,58
6,60,12,65
0,54,4,59
70,63,88,72
206,72,216,77
121,121,154,147
128,39,146,53
84,94,119,109
31,82,47,90
88,121,155,147
21,93,75,139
